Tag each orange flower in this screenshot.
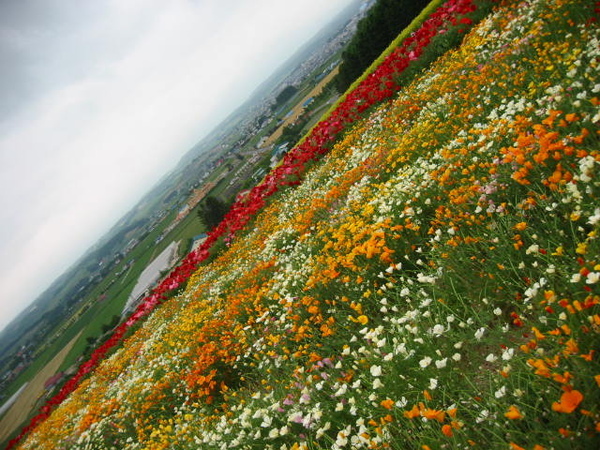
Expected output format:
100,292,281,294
509,443,526,450
563,338,578,355
514,222,527,231
558,427,573,437
532,327,545,340
504,405,524,420
565,113,578,122
380,399,395,410
552,390,583,413
441,424,453,437
404,405,420,419
421,408,446,422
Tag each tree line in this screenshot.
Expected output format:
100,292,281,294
335,0,430,92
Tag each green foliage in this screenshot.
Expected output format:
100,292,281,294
275,85,298,107
335,0,431,92
197,196,230,231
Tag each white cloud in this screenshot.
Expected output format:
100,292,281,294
0,0,354,331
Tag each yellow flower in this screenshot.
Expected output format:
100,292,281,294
514,222,527,231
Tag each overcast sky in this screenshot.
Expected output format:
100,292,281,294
0,0,354,332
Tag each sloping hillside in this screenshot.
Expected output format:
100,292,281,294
11,0,600,448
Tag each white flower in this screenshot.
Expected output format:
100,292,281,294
260,416,272,427
485,353,498,363
588,208,600,226
435,358,448,369
494,386,506,398
396,397,408,408
475,327,486,340
587,272,600,284
334,384,348,397
476,409,489,423
452,353,462,362
370,365,382,377
373,378,384,389
429,378,438,390
493,307,502,316
431,324,445,336
315,422,331,439
419,356,432,368
501,348,515,361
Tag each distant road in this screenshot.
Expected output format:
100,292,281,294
0,383,28,416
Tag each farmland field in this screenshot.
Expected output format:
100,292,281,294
263,65,340,148
0,332,81,444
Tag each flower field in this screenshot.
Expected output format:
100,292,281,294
10,0,600,448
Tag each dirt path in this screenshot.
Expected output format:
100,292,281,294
0,331,83,443
264,66,339,148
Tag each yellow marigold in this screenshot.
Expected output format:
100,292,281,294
357,315,369,325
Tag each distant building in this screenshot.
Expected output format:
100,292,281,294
121,241,180,316
270,143,290,167
44,372,64,391
176,204,190,221
252,168,267,183
302,97,315,108
190,233,209,253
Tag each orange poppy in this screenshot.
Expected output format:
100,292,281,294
552,390,583,413
380,399,395,410
504,405,524,420
441,424,453,437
